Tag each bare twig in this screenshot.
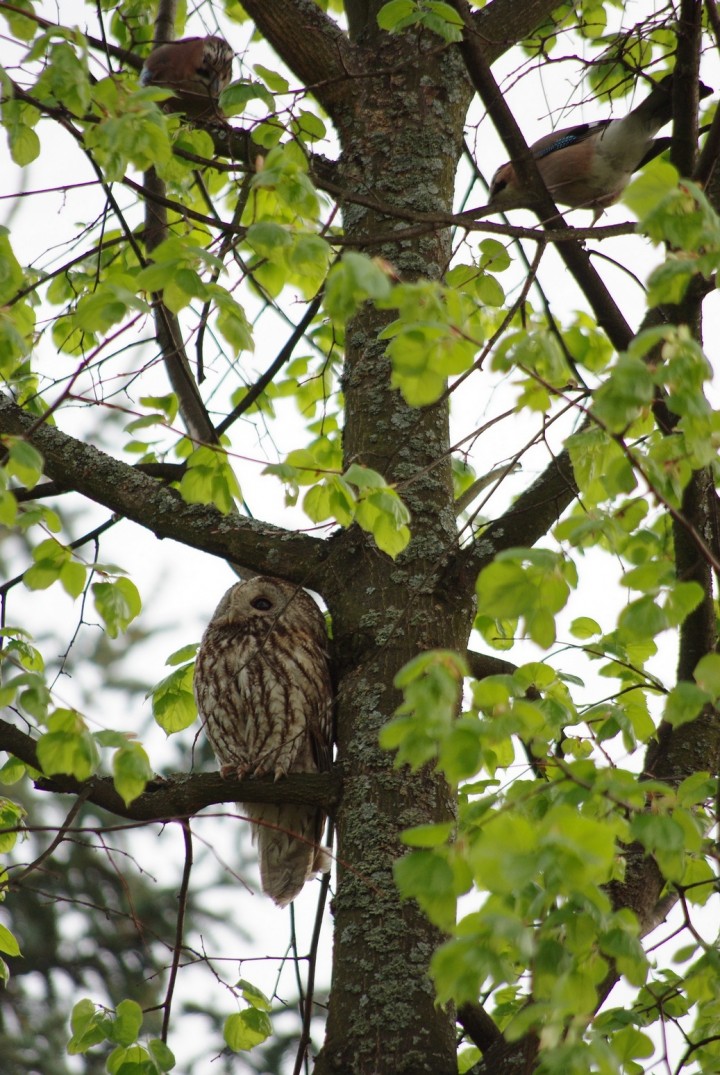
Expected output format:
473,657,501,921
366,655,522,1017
162,820,193,1041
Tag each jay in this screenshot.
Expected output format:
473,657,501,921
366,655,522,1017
486,75,711,221
140,35,234,121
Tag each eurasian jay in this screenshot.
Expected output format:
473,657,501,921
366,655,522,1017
140,35,234,121
486,75,711,221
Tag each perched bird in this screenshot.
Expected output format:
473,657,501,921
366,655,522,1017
194,577,333,906
140,35,234,121
487,75,711,221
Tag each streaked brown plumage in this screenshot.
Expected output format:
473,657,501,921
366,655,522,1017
194,577,333,906
140,35,234,120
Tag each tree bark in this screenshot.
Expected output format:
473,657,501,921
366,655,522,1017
298,17,472,1073
232,2,575,1070
0,394,325,581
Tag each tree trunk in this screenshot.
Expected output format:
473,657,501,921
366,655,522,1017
314,29,473,1075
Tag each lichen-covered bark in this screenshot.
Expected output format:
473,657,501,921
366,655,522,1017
313,31,474,1075
0,394,324,581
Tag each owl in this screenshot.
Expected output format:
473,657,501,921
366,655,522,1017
140,35,234,120
194,576,333,906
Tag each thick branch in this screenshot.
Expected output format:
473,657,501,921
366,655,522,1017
457,1002,505,1053
451,0,634,352
695,87,720,189
36,771,342,820
450,445,577,588
0,394,326,582
466,649,519,679
140,0,219,446
0,717,340,821
671,0,705,177
144,169,219,446
471,0,562,65
241,0,350,112
152,0,177,48
216,289,325,436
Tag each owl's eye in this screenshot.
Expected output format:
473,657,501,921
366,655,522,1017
251,597,273,611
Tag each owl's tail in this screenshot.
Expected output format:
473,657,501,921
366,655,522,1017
246,803,330,907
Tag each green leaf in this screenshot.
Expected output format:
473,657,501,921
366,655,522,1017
377,0,417,31
148,1039,176,1071
165,644,199,666
394,849,457,929
467,812,539,894
5,438,43,488
618,595,667,641
400,822,453,847
178,445,241,514
214,289,254,354
92,578,142,638
382,278,481,405
324,252,393,321
437,721,484,783
37,710,99,781
246,221,293,258
355,488,411,557
475,548,575,649
151,662,198,734
663,681,707,728
253,65,289,93
591,354,655,432
113,742,152,806
383,651,467,771
138,394,178,422
0,229,25,305
614,1026,655,1062
624,159,679,217
676,771,716,808
630,813,685,853
0,756,27,787
238,978,272,1012
694,653,720,700
458,1046,482,1074
0,922,21,957
110,999,143,1046
5,107,41,165
60,559,87,598
220,79,274,117
293,109,326,143
94,730,134,749
106,1043,150,1073
68,999,113,1054
24,537,69,590
223,1008,272,1052
343,463,385,490
569,616,601,639
302,474,351,524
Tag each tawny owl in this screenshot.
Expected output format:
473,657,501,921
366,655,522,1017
140,36,234,121
194,577,333,906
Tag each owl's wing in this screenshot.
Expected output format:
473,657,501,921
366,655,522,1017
309,686,334,773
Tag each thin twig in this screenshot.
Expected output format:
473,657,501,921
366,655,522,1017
293,824,333,1075
10,792,90,883
217,289,326,436
162,819,193,1042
